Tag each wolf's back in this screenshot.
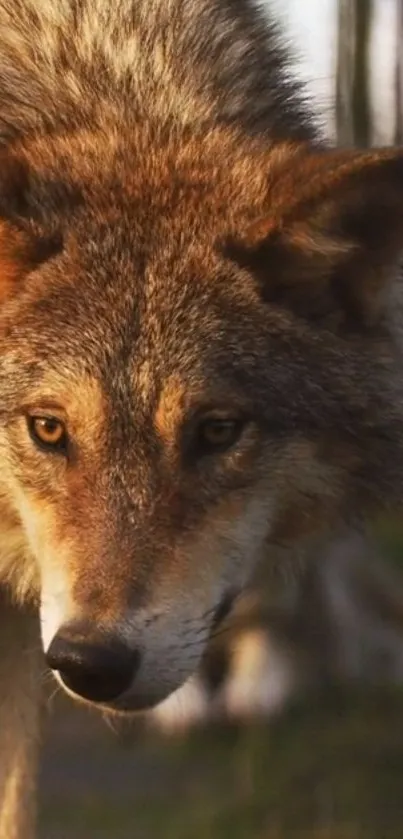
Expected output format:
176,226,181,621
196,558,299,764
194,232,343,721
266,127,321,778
0,0,315,144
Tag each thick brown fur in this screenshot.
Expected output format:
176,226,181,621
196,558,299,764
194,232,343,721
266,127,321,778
0,2,403,837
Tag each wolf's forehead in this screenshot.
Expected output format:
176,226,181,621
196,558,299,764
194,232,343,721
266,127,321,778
22,299,210,411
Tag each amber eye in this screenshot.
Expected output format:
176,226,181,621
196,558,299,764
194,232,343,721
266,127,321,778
196,417,244,454
27,415,68,453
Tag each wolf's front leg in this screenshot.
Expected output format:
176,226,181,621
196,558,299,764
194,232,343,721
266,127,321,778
0,590,43,839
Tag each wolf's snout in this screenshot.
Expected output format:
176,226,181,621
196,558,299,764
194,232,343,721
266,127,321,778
46,622,140,704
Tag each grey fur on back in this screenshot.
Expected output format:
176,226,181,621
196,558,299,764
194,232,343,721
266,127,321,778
0,0,317,143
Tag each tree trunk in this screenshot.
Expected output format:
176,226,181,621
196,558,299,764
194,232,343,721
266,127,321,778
395,0,403,144
336,0,373,147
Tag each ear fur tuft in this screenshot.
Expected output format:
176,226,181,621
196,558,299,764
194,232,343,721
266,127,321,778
228,148,403,328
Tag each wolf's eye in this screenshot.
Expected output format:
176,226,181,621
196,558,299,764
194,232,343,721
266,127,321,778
27,416,68,454
196,417,244,454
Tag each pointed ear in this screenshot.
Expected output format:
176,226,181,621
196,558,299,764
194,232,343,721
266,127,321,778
0,151,62,307
227,148,403,328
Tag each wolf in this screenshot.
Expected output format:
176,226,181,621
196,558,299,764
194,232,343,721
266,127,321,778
0,1,403,836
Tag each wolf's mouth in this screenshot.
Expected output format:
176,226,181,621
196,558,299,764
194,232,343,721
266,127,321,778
211,590,239,632
45,593,241,713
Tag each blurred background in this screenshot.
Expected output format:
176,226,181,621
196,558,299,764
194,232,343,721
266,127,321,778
40,3,403,838
271,0,401,146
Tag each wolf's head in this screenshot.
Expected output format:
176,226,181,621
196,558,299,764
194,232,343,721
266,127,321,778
0,128,402,711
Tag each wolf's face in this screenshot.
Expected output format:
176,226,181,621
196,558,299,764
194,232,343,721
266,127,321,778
0,129,402,711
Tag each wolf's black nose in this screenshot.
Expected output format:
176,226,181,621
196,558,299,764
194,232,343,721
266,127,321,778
46,622,140,704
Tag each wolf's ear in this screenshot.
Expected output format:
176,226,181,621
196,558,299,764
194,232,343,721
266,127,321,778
0,151,61,306
227,148,403,328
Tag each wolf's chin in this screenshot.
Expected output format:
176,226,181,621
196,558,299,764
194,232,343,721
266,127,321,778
52,666,189,714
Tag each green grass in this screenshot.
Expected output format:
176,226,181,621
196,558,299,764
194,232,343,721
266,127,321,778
40,688,403,839
374,516,403,570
